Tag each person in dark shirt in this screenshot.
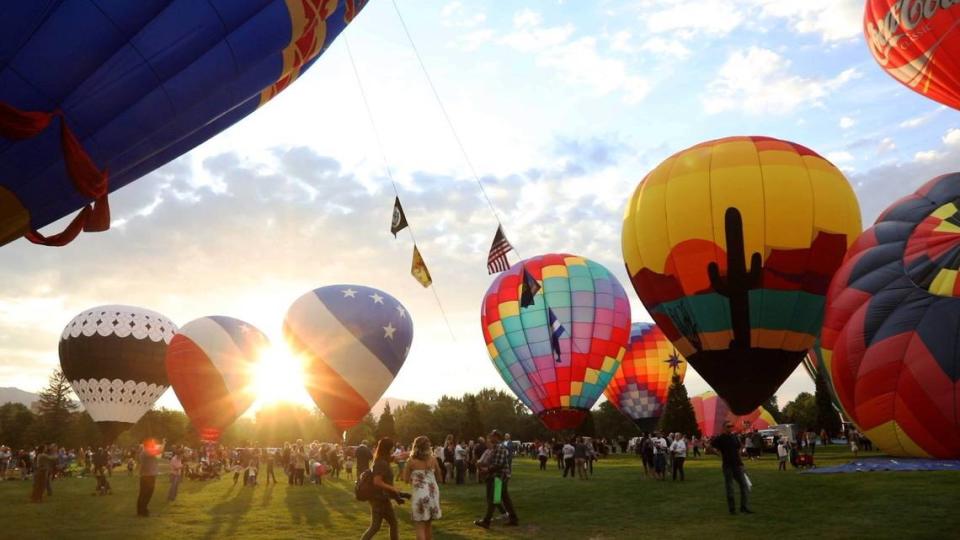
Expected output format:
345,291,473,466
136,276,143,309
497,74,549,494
710,422,753,515
361,438,410,540
475,430,519,529
356,440,373,473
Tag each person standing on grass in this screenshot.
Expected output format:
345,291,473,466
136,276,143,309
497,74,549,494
562,438,575,478
473,437,487,484
293,446,307,486
29,444,56,503
670,434,687,481
361,438,410,540
777,438,788,471
574,437,588,480
356,440,373,476
653,433,668,480
454,440,467,485
265,449,277,484
537,442,549,471
710,421,752,515
168,449,183,502
137,438,165,517
402,436,443,540
474,430,519,529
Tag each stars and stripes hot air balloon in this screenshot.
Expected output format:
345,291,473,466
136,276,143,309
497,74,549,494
481,254,632,431
0,0,367,247
165,316,269,442
603,322,687,430
690,391,776,438
622,136,862,415
822,173,960,459
864,1,960,110
59,305,177,443
283,285,413,433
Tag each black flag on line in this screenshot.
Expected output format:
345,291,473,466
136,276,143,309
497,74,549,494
391,196,408,237
520,266,541,308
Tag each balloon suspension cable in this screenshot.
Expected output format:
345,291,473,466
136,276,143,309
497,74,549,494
389,0,520,260
344,36,456,341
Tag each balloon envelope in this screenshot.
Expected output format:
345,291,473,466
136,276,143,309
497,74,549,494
59,305,177,443
165,316,268,442
0,0,367,246
691,391,775,438
604,322,687,430
283,285,412,432
864,1,960,110
822,173,960,458
622,136,861,414
481,254,631,431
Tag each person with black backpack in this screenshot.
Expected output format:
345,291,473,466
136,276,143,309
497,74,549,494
360,438,411,540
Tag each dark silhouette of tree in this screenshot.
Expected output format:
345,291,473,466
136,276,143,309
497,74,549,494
815,372,841,436
658,375,700,436
376,403,396,440
460,394,484,440
36,369,77,443
763,394,785,424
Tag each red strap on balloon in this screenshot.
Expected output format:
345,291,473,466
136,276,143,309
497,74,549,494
0,102,110,245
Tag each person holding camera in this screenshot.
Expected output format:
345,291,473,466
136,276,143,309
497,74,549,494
361,438,411,540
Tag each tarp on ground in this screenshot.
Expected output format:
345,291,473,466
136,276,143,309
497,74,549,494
802,458,960,474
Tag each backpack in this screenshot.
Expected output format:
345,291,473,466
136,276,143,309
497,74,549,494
355,469,377,502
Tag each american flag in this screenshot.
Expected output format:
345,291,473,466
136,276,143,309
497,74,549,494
548,307,565,363
487,225,514,274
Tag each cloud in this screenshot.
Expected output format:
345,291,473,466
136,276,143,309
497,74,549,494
914,150,942,163
899,106,947,129
877,137,897,154
839,116,855,129
642,0,744,40
750,0,863,42
500,10,652,104
702,47,860,114
827,151,855,164
944,129,960,146
440,1,486,28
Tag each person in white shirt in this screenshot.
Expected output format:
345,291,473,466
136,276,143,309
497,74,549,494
653,434,668,480
777,438,789,471
669,434,687,481
167,448,183,502
561,440,576,478
454,441,467,484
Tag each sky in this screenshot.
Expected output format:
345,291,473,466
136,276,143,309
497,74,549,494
2,0,960,414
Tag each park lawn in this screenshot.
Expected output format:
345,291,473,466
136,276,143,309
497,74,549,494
0,446,957,539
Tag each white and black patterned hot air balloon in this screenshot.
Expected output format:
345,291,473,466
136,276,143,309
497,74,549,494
59,305,177,442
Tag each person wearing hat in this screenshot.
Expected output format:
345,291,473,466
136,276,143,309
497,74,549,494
474,430,519,529
709,421,753,515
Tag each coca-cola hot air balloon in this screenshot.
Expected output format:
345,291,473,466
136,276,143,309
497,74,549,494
165,316,268,442
59,305,177,443
284,285,413,433
604,322,687,430
0,0,367,247
691,391,775,438
864,1,960,110
481,254,632,431
822,173,960,458
622,137,862,414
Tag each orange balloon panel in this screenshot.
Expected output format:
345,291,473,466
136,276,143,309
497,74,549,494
691,391,774,438
604,322,686,426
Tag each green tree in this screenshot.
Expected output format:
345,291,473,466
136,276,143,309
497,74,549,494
394,402,435,445
460,394,484,441
815,373,841,436
346,413,376,445
657,375,700,436
576,410,596,437
36,369,78,443
376,402,396,440
782,392,817,429
0,402,36,449
594,400,638,440
432,395,466,442
763,394,785,424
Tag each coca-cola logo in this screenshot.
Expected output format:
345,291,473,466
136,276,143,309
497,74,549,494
866,0,960,65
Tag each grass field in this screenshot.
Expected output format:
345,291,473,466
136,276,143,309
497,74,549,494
0,446,957,539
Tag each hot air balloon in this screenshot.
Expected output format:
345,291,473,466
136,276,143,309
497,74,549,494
690,391,775,438
59,305,177,443
864,1,960,110
822,173,960,459
622,136,862,414
165,316,268,442
0,0,367,247
481,254,631,431
603,322,687,430
283,285,412,433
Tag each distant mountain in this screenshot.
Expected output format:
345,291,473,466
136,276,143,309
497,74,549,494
371,397,409,419
0,387,39,407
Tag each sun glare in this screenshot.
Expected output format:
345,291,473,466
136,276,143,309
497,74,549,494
251,344,311,409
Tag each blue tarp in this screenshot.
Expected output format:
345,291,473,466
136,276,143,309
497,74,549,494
802,458,960,474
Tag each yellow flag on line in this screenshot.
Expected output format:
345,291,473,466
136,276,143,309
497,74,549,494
411,245,432,288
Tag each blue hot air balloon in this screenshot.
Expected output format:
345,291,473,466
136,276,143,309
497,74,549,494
283,284,413,432
0,0,367,247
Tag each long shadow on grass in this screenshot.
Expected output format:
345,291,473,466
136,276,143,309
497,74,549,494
203,484,254,539
284,482,332,528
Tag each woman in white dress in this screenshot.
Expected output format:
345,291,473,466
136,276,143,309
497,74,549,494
402,436,443,540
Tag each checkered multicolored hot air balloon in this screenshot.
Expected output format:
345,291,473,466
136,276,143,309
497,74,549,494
284,285,413,433
822,173,960,458
165,316,269,442
864,1,960,111
622,136,862,414
481,254,631,431
691,391,775,438
604,322,687,430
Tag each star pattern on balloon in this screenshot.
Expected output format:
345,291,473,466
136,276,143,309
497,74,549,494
370,293,384,304
665,351,683,373
383,322,396,340
342,288,357,298
396,305,406,318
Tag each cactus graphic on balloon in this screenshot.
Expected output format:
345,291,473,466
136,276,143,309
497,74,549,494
707,208,762,352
